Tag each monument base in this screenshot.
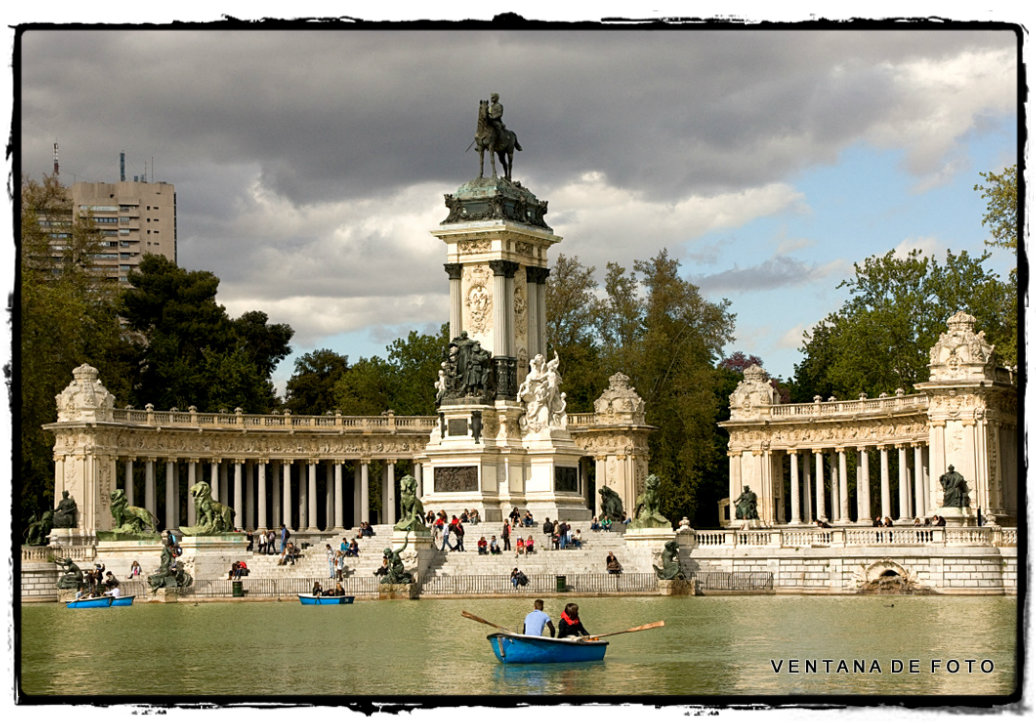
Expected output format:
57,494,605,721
378,583,418,600
937,507,977,527
96,531,161,543
150,588,179,603
658,579,697,596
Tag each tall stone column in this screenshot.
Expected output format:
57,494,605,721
837,448,850,524
828,453,839,523
897,445,910,522
913,444,926,520
535,269,548,356
789,451,801,524
490,260,510,357
857,447,872,524
354,464,362,527
878,445,891,520
165,459,178,530
525,267,541,360
246,462,256,530
813,450,826,522
123,459,134,506
922,447,931,516
253,461,265,530
210,460,219,492
282,461,293,529
333,461,344,530
306,461,318,531
802,452,813,524
145,458,156,520
360,461,370,524
384,461,397,526
444,263,463,339
187,459,198,527
271,462,281,528
233,460,244,529
325,462,334,531
219,462,229,506
414,462,423,498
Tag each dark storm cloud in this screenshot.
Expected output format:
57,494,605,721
21,28,1013,205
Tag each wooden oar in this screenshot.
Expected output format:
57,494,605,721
461,610,516,634
581,620,665,640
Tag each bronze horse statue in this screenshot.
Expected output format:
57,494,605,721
475,99,522,181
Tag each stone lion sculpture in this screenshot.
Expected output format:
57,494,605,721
632,474,671,529
109,489,160,535
653,539,686,580
393,475,428,532
598,485,624,520
180,481,234,535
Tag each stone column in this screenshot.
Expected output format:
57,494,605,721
233,460,244,529
257,461,268,530
913,444,926,520
360,461,370,524
219,462,229,506
828,453,839,523
444,263,463,339
526,267,541,360
837,448,850,524
490,260,509,356
307,461,318,531
145,458,156,520
922,447,931,516
210,460,219,492
246,462,256,530
813,450,826,522
353,464,362,527
165,459,178,530
282,461,293,529
878,446,891,520
857,447,872,524
333,461,344,530
802,453,813,524
123,459,134,506
414,463,423,498
897,445,910,522
325,462,334,531
789,451,801,524
596,456,608,517
187,459,198,527
535,268,549,356
271,462,281,527
384,461,397,526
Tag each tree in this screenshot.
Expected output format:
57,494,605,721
285,349,350,414
718,351,763,374
333,325,449,416
593,250,736,526
545,254,608,411
119,255,293,411
974,165,1019,367
793,249,1014,399
18,175,134,527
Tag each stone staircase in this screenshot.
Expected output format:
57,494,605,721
238,521,633,583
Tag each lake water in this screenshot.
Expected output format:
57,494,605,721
19,595,1017,700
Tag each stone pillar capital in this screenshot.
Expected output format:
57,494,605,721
488,259,520,278
526,266,550,284
443,262,463,280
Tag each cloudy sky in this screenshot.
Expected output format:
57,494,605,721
12,11,1020,396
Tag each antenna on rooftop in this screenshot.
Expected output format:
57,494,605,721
53,141,59,176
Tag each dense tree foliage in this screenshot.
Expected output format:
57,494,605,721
284,349,350,414
18,176,134,526
119,255,293,412
974,164,1019,367
793,249,1014,400
330,325,450,416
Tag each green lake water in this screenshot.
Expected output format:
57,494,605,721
19,595,1017,700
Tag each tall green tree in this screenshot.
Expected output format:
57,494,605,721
793,249,1014,399
974,164,1019,367
594,250,736,526
285,349,350,414
545,254,608,411
119,255,293,411
333,325,449,416
18,175,134,527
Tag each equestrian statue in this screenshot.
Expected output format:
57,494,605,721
474,93,522,181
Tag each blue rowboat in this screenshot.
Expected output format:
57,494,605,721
298,594,354,605
66,595,135,609
487,632,608,664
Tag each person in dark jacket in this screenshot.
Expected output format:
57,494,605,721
557,602,590,638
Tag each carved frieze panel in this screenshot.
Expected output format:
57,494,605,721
434,466,479,493
464,264,492,335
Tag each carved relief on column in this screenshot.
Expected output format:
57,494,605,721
463,263,493,336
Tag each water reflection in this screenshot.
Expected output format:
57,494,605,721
20,596,1016,698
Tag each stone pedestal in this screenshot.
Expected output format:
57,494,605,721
48,528,95,548
522,429,590,523
179,534,246,580
937,507,977,527
390,530,437,584
658,579,697,596
150,588,179,603
378,583,418,600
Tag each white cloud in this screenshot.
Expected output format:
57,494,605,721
892,236,940,259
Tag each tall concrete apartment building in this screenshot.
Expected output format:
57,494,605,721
71,180,177,284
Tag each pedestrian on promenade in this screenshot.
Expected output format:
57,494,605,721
280,523,289,553
503,521,512,551
326,544,336,579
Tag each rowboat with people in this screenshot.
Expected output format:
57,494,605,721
297,594,354,605
66,595,135,609
462,610,663,664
